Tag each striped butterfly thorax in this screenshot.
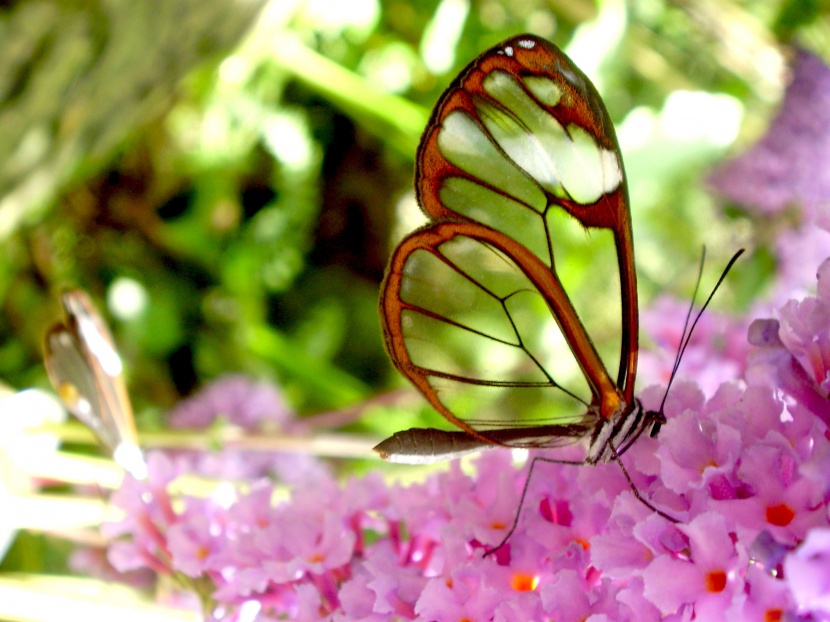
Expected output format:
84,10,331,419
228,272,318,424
376,34,663,470
44,290,146,479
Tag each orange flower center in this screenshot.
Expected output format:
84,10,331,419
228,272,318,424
705,570,727,593
511,573,539,592
766,503,795,527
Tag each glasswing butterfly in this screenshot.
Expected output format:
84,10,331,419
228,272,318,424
44,289,146,479
376,34,655,464
374,34,741,534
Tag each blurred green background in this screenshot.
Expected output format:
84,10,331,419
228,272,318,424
0,0,826,450
1,0,830,604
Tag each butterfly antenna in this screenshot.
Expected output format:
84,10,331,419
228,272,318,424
660,246,707,406
657,248,745,414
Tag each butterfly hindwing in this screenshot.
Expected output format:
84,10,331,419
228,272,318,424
383,222,603,436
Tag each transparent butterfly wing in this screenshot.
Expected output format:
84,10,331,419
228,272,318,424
379,35,640,458
44,290,144,477
381,221,608,447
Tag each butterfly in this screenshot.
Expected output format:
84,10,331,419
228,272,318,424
375,34,664,470
44,289,146,479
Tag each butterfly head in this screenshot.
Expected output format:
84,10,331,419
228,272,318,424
647,410,666,438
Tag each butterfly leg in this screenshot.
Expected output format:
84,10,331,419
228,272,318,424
608,441,679,523
483,454,584,557
483,446,679,558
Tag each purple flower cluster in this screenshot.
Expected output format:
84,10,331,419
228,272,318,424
708,48,830,305
97,46,830,622
638,294,750,397
102,253,830,620
747,260,830,430
708,48,830,219
165,374,329,483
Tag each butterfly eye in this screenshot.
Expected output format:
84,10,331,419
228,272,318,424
44,290,146,480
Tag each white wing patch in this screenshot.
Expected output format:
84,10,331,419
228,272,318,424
459,70,623,205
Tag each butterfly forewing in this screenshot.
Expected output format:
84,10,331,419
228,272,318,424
44,290,143,476
45,327,115,444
